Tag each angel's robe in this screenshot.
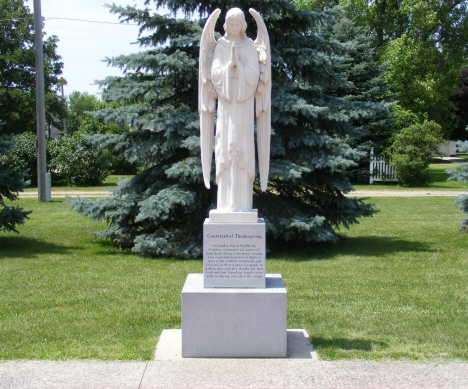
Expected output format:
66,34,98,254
211,37,260,211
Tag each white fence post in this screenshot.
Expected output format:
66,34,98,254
369,149,375,184
369,148,398,184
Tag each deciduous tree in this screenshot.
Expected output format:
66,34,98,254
298,0,468,135
0,0,66,135
450,68,468,141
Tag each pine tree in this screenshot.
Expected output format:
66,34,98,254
70,0,386,258
328,17,394,182
0,135,31,232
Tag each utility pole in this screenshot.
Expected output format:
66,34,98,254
62,84,67,135
33,0,47,202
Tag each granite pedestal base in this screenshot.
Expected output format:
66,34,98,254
209,209,258,223
181,273,287,358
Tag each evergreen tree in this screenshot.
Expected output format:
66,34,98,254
328,18,394,182
0,135,31,233
447,138,468,232
70,0,385,258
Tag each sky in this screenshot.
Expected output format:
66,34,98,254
25,0,159,97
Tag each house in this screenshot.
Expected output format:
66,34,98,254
45,124,63,139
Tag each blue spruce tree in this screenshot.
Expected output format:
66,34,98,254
447,138,468,232
70,0,389,258
0,135,31,232
328,18,394,183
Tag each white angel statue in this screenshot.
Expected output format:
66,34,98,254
199,7,271,221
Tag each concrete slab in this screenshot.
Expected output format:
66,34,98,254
323,361,468,388
0,361,146,389
155,329,183,360
140,359,329,389
154,329,318,360
2,359,468,389
287,329,319,360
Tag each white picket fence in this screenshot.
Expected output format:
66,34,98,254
369,150,398,184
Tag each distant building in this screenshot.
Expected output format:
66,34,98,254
45,124,63,139
431,141,457,157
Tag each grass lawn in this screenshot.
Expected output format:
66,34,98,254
1,196,467,361
21,159,468,194
353,159,468,191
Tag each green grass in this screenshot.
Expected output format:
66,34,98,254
1,197,467,361
354,161,468,191
272,197,468,360
23,175,134,192
22,160,468,193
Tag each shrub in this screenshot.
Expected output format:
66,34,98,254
1,133,111,187
48,134,112,186
1,132,40,186
386,120,443,186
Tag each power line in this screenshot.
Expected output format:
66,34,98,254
45,17,139,26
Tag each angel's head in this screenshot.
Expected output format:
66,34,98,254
223,8,247,39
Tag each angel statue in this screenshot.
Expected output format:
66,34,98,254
199,7,271,222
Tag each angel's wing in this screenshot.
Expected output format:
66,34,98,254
199,8,220,189
249,8,271,192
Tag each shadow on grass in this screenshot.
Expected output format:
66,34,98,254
0,236,72,258
269,235,432,261
88,241,137,258
83,235,145,259
312,336,389,352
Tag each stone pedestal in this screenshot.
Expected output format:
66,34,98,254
209,209,258,223
203,218,265,288
181,273,287,358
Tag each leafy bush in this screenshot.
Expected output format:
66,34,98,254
0,132,39,185
48,134,112,186
1,133,111,187
386,120,443,186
